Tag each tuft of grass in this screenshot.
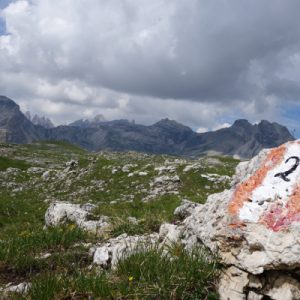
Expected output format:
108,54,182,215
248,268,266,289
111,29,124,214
116,245,220,299
92,195,181,236
0,191,48,240
111,220,146,237
12,245,220,300
32,140,87,155
0,156,29,171
0,226,87,274
26,275,62,300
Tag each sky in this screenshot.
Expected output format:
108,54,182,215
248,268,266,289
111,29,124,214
1,0,300,135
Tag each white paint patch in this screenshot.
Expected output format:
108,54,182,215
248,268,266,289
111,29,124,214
239,143,300,222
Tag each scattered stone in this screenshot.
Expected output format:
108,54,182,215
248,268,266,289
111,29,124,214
91,233,159,268
201,173,231,183
154,175,180,184
6,167,20,174
174,199,201,219
138,171,148,176
27,167,45,174
112,168,118,174
0,282,31,295
183,163,201,173
122,164,137,173
42,170,51,180
36,252,52,259
45,201,109,234
64,160,78,173
155,165,176,175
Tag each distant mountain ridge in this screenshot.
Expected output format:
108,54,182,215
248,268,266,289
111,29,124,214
69,114,106,128
0,96,295,158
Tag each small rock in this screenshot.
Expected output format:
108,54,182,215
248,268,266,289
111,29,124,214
42,170,51,180
138,171,148,176
27,167,44,174
1,282,31,294
127,216,138,224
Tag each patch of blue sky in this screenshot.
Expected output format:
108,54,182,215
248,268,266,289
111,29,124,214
0,0,12,35
0,17,6,35
0,0,12,9
281,104,300,138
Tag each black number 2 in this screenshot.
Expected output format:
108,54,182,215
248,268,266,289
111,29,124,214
274,156,300,182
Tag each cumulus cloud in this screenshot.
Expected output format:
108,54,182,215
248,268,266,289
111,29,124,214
1,0,300,132
196,127,209,134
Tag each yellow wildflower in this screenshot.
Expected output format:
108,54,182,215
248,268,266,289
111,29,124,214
128,276,134,282
19,230,30,237
68,224,76,230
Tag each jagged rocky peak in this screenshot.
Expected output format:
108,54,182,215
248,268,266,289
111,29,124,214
258,119,291,133
25,111,54,129
231,118,252,128
32,115,54,129
70,113,106,128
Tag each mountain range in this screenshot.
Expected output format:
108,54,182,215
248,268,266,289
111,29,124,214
0,95,294,158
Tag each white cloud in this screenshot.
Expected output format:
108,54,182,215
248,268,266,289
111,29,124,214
1,0,300,133
213,123,231,131
196,127,209,133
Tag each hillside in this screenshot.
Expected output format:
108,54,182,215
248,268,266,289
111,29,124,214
0,141,238,299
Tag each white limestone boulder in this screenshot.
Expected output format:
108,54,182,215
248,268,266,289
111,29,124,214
45,201,109,234
91,233,159,268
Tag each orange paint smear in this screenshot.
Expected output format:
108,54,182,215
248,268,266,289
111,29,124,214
228,145,286,217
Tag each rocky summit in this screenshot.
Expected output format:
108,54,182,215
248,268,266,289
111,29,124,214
0,95,294,158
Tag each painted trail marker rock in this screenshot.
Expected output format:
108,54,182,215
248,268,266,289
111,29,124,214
229,142,300,231
180,140,300,300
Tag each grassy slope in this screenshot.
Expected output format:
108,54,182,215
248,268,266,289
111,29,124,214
0,142,239,299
